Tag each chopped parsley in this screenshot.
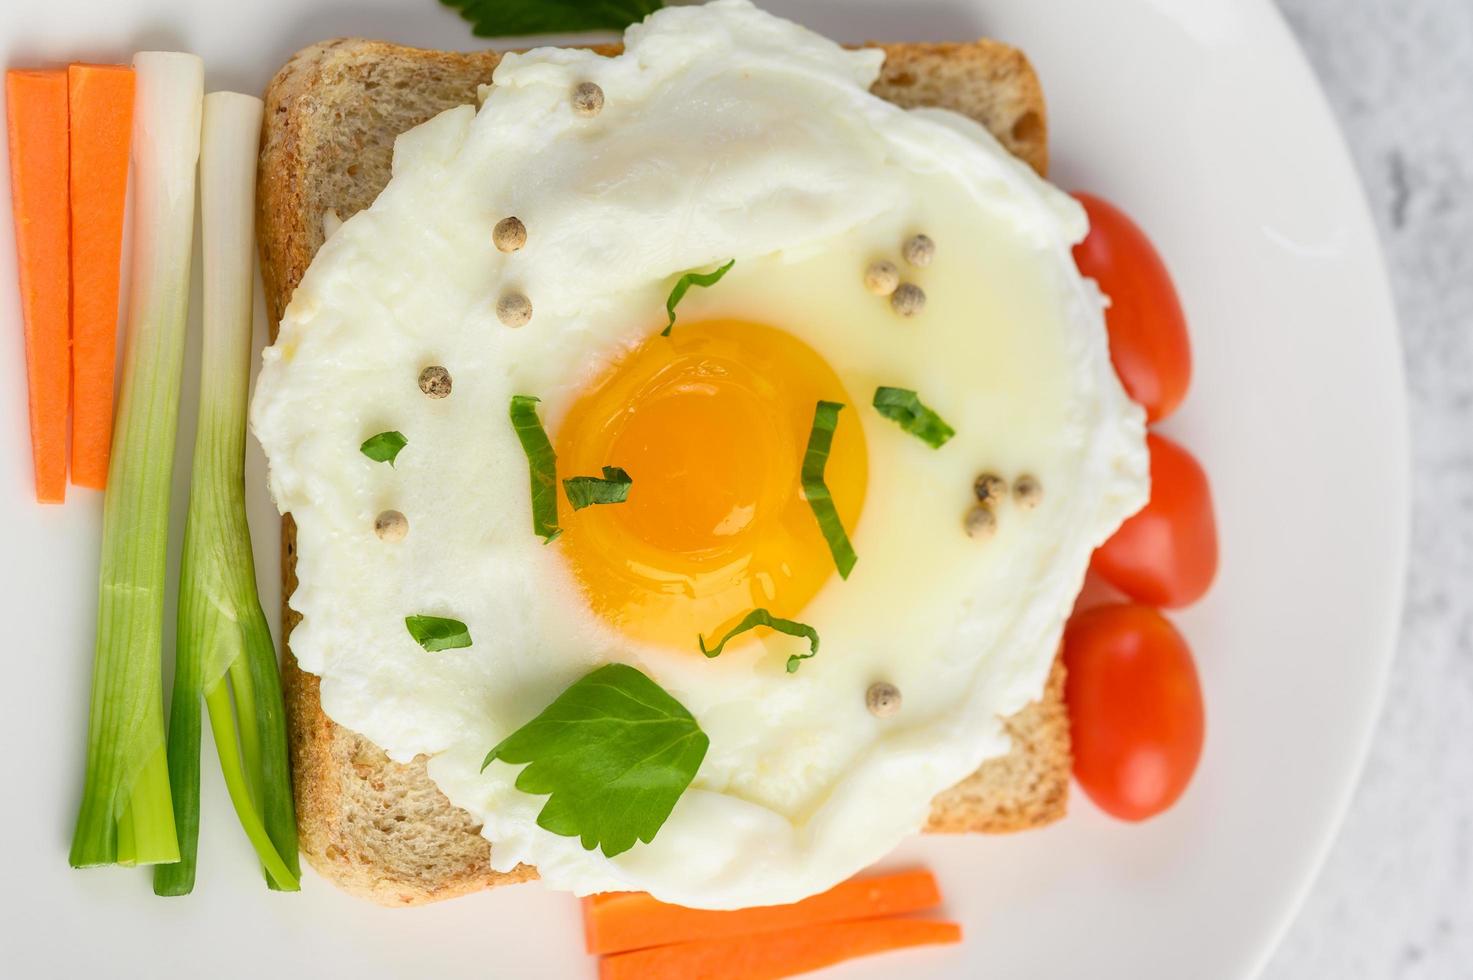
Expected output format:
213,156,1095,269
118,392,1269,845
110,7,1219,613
405,615,472,652
509,395,562,542
872,387,955,448
661,259,735,336
801,400,858,578
698,608,821,673
360,430,408,465
563,466,633,511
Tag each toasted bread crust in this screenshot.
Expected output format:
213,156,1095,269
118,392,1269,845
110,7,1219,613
260,37,1066,907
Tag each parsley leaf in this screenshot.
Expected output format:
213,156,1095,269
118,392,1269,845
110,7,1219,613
563,466,633,511
801,400,858,578
360,430,408,465
405,615,472,652
698,608,820,673
509,395,562,542
482,663,708,857
661,259,735,336
872,387,956,448
440,0,663,37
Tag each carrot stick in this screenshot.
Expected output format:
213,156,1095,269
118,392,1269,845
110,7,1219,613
598,917,963,980
6,69,70,503
67,64,134,490
584,869,942,955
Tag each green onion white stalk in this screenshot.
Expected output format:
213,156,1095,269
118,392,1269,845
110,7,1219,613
154,91,299,895
70,52,203,869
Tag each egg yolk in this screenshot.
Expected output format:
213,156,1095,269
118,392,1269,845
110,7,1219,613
555,320,867,652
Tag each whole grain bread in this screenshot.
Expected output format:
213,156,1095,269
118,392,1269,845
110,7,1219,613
259,36,1066,908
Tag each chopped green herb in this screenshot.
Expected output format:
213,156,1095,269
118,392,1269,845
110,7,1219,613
481,663,708,857
661,259,735,336
563,466,633,511
441,0,663,37
872,387,955,448
509,395,562,542
698,608,821,673
405,615,473,652
801,400,858,578
360,430,408,465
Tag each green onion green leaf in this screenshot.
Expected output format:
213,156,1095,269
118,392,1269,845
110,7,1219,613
440,0,663,37
481,663,708,857
563,466,633,511
70,52,204,872
156,91,300,896
661,259,735,336
509,395,562,542
360,430,408,465
406,615,473,652
872,387,956,448
698,608,821,673
801,400,858,578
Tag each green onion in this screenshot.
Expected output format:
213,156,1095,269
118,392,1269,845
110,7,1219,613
699,609,821,673
872,387,955,448
360,430,408,465
800,400,858,579
661,259,734,336
509,395,562,542
69,52,206,870
155,92,299,895
406,615,473,652
563,466,632,510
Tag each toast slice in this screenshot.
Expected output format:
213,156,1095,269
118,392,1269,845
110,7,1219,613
259,36,1065,907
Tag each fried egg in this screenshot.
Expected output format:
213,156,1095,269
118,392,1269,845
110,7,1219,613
250,0,1148,908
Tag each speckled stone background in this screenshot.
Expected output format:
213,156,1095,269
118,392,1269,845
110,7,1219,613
1264,1,1473,977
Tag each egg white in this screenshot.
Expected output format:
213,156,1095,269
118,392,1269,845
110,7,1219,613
250,0,1148,908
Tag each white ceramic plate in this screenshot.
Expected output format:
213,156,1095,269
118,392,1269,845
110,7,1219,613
0,1,1406,977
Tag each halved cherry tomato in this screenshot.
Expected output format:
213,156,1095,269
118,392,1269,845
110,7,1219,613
1063,604,1204,821
1072,192,1191,422
1093,432,1217,608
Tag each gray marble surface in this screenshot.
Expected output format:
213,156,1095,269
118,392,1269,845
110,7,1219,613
1264,1,1473,977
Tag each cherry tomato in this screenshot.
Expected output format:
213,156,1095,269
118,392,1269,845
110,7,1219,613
1072,192,1191,422
1093,432,1217,608
1063,604,1204,821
